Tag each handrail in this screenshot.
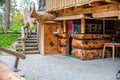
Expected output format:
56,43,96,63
0,47,26,60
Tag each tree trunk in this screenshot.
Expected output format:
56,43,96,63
4,0,10,33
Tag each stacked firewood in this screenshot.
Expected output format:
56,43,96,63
71,34,111,60
72,39,109,49
72,48,111,60
57,34,69,55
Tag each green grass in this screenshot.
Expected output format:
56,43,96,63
8,25,22,31
68,54,74,58
0,33,20,48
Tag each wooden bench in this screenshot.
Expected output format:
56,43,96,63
0,63,26,80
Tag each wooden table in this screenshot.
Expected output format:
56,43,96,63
102,43,120,61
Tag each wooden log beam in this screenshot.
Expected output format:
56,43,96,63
0,47,26,60
81,18,86,34
105,0,120,3
63,20,66,33
93,10,119,18
57,4,119,16
88,1,105,7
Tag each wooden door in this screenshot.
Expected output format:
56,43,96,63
44,23,58,54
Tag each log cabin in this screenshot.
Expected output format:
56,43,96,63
29,0,120,60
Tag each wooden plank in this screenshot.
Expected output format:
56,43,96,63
44,23,58,54
93,10,119,18
46,0,106,11
58,4,119,16
88,1,105,7
0,47,26,59
105,0,120,3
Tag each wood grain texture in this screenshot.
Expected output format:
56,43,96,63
44,23,58,54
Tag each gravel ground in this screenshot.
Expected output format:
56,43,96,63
0,54,120,80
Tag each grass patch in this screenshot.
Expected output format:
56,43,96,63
0,33,20,48
8,25,22,31
68,54,74,58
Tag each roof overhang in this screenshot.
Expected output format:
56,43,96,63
54,14,93,21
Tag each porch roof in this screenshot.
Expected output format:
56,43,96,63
54,14,93,21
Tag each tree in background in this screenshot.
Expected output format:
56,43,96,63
20,0,35,10
0,0,5,32
11,12,23,27
4,0,10,33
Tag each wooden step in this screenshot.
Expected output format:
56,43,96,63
25,40,37,43
24,50,40,54
25,47,38,51
31,32,37,35
16,47,38,51
26,37,37,40
28,35,37,38
25,43,38,47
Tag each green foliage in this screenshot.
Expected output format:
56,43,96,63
8,25,22,31
0,33,20,48
10,12,23,30
0,25,4,32
0,0,5,6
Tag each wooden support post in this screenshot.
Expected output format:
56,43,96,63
81,18,85,34
63,20,66,33
26,27,29,37
14,57,19,68
103,20,105,34
12,57,21,72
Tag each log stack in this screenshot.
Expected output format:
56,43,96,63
71,34,111,60
57,34,69,55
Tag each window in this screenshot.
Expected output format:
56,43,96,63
73,24,81,34
85,24,102,34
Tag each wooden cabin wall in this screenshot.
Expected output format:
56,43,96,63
44,23,58,55
71,34,111,60
57,34,69,55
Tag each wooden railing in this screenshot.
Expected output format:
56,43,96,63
46,0,105,11
0,47,25,59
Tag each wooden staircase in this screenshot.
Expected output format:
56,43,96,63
16,33,40,54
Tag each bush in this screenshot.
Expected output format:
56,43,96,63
0,33,20,48
0,25,4,32
8,25,22,31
